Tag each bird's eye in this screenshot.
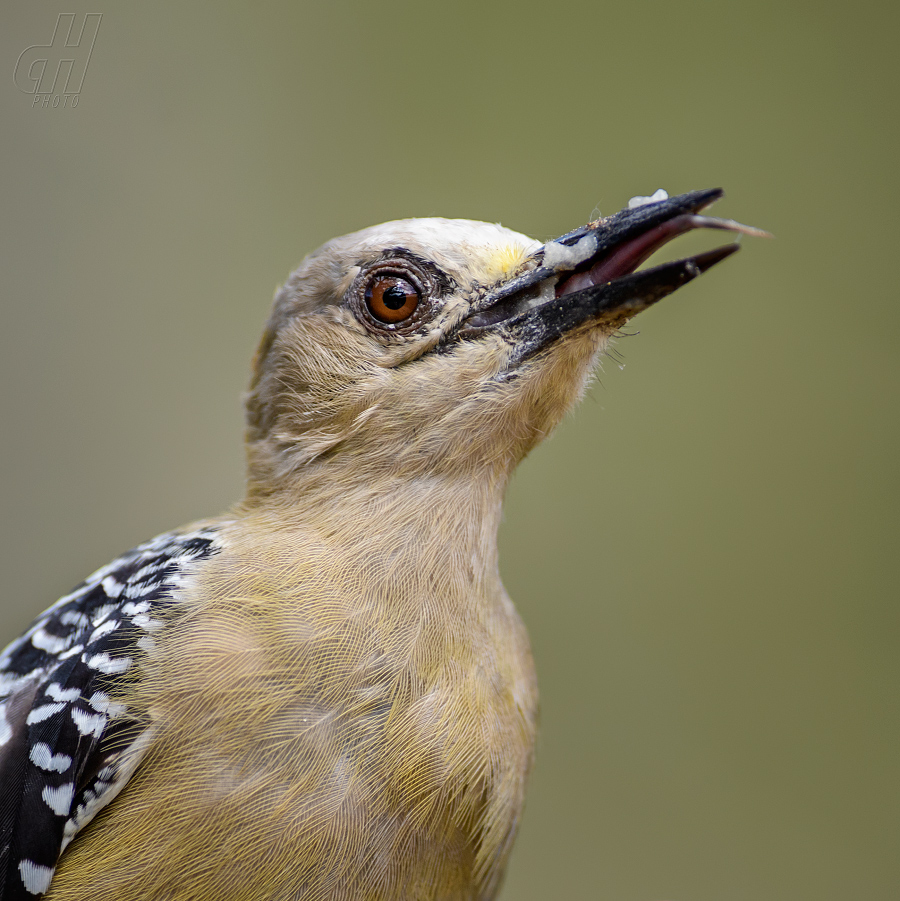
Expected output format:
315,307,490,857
365,275,421,324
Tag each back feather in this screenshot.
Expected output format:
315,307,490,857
0,529,220,899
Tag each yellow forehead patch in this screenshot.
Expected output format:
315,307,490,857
480,243,531,281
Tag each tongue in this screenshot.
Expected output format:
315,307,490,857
555,215,766,298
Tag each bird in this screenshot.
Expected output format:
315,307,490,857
0,188,761,901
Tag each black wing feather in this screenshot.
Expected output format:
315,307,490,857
0,528,220,899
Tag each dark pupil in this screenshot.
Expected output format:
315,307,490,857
383,284,409,310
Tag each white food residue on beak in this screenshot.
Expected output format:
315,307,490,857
627,188,669,209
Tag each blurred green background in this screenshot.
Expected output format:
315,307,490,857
2,2,897,899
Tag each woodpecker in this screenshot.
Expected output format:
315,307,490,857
0,189,761,900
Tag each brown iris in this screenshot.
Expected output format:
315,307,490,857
365,275,421,324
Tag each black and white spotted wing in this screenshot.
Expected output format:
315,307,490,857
0,528,221,899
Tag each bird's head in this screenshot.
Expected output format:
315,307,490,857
245,189,761,497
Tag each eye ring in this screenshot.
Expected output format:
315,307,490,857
365,274,420,323
350,257,437,336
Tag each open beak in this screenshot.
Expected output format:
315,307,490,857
457,188,767,362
